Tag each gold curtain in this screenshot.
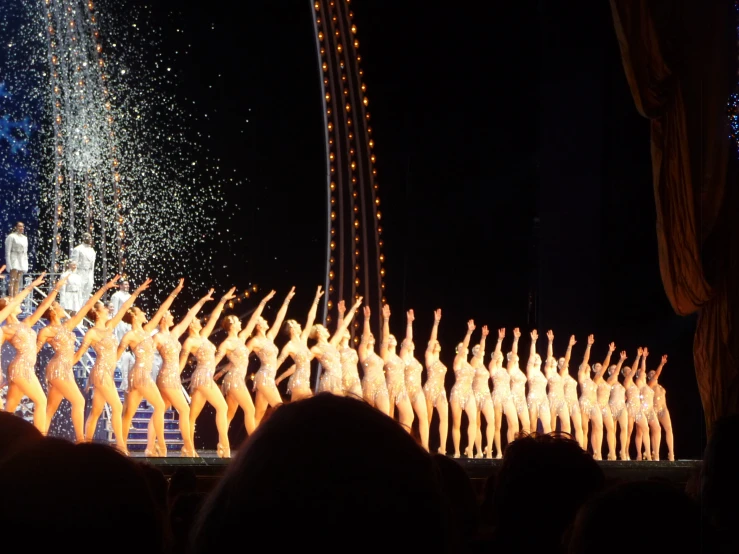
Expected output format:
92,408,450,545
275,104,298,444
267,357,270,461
610,0,739,431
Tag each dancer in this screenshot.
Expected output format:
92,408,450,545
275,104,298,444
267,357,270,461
118,279,185,455
70,232,96,299
246,287,294,425
648,354,673,461
489,327,518,458
399,309,430,450
592,341,616,460
545,331,570,436
37,275,120,441
213,289,275,436
0,274,46,412
312,296,363,395
424,308,449,454
58,260,83,315
4,222,28,298
470,325,495,458
359,305,390,416
624,348,648,459
559,335,584,447
578,335,605,459
110,279,132,343
635,347,661,461
507,328,531,434
1,273,66,432
335,300,363,398
379,304,415,432
151,287,216,456
526,329,552,434
181,287,237,457
450,320,477,458
273,286,323,400
606,350,629,459
74,279,152,453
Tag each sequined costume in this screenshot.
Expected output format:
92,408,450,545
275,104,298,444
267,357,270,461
129,335,156,391
253,338,279,393
653,384,667,419
596,380,613,419
450,359,475,410
90,329,118,388
471,361,493,410
424,358,447,407
45,324,77,385
340,345,362,397
608,382,626,419
156,332,184,390
362,351,389,405
491,365,513,408
190,339,217,391
562,372,581,417
509,366,528,416
6,323,37,383
625,383,641,419
578,375,599,418
404,356,424,405
639,385,657,423
219,341,250,396
287,342,312,395
316,342,343,394
526,369,550,414
384,352,408,404
547,370,568,419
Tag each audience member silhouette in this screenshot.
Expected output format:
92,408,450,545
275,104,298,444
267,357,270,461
0,411,42,462
191,393,450,554
432,453,479,552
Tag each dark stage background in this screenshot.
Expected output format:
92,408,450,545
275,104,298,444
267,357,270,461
95,1,705,456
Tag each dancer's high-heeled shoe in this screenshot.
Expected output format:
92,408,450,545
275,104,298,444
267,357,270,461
217,443,231,458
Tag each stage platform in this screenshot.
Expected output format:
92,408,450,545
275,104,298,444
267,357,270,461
135,451,700,492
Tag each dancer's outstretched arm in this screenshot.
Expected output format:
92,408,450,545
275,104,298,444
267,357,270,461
301,286,324,342
144,278,185,333
648,355,667,388
399,309,415,358
172,289,215,339
512,327,520,355
1,273,45,322
563,335,576,369
358,306,373,362
478,326,488,360
239,290,276,341
275,365,297,386
109,279,153,329
455,320,475,367
330,296,361,346
201,287,236,339
607,351,628,384
25,274,68,327
527,329,539,373
68,275,121,329
267,287,295,341
595,342,616,380
493,327,504,359
379,304,392,360
546,330,554,362
425,309,442,365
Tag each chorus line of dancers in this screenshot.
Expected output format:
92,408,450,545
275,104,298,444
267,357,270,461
0,270,674,461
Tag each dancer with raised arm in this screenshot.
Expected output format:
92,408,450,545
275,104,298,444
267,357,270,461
526,329,552,434
450,320,477,458
624,348,644,459
118,279,186,455
490,328,518,458
379,304,415,433
359,305,390,416
1,273,67,432
424,309,448,453
470,325,495,458
399,309,430,451
578,335,604,459
545,331,569,435
313,296,362,395
273,286,323,400
245,287,294,424
75,279,151,453
648,354,673,461
335,300,363,398
181,288,237,457
636,347,661,461
38,275,120,441
593,341,616,459
607,350,629,459
151,288,215,457
213,289,275,436
507,328,531,434
559,335,583,447
0,274,46,412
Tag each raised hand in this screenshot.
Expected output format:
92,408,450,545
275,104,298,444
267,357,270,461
262,290,276,303
547,330,554,342
608,342,616,352
135,278,153,294
353,296,363,308
637,347,643,356
31,272,47,287
481,325,489,337
314,285,324,301
407,309,415,322
286,286,296,301
587,334,595,346
467,319,476,332
434,308,442,321
382,304,391,318
201,288,215,302
531,329,538,341
337,300,346,314
221,287,237,302
569,335,576,347
53,273,70,290
513,327,521,339
620,350,627,360
643,347,650,357
661,354,668,364
174,277,185,294
105,275,121,290
498,328,505,340
363,306,371,318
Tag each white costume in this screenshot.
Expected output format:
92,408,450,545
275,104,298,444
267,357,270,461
110,289,132,343
70,243,96,298
59,270,84,313
4,232,28,272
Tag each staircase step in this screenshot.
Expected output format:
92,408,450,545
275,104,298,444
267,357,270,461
123,431,184,441
129,420,180,430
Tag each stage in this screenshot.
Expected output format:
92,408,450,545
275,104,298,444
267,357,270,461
135,451,700,492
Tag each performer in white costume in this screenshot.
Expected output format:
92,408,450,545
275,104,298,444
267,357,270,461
110,280,132,343
70,233,96,299
58,260,83,315
5,222,28,298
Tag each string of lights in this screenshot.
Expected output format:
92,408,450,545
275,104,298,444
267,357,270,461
729,0,739,152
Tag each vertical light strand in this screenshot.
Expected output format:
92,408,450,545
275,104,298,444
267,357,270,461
728,0,739,153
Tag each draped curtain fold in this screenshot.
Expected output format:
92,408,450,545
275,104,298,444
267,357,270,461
610,0,739,431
